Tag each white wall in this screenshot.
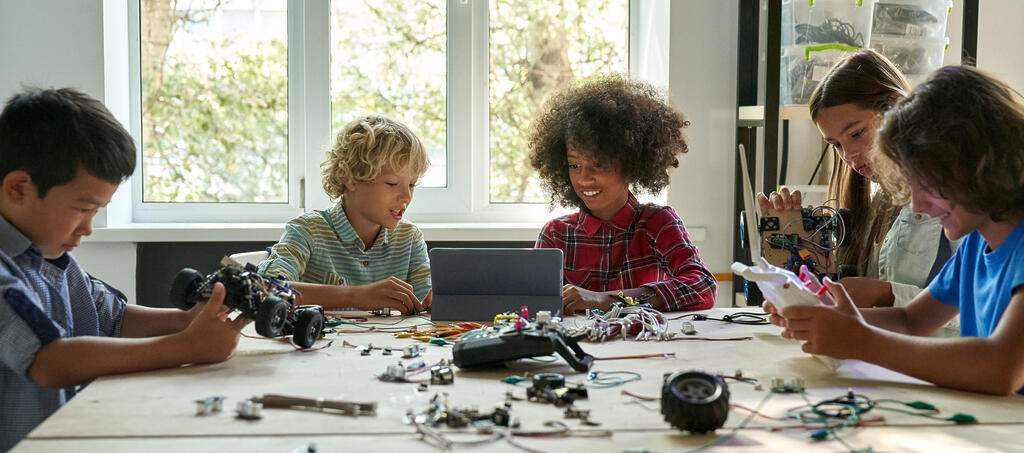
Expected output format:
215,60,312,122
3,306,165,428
667,2,738,303
0,0,137,301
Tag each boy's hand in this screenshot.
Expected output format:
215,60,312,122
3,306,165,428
420,289,433,311
779,278,869,359
183,295,231,324
562,284,612,315
756,187,802,213
180,283,250,364
355,277,422,315
763,300,788,330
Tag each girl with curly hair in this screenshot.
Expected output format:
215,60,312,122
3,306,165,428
767,66,1024,395
529,74,717,314
259,114,431,314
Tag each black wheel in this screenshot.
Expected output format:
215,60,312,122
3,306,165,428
254,295,288,338
661,371,730,434
168,268,204,311
292,309,324,349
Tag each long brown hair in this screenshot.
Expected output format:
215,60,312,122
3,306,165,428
878,66,1024,222
808,50,910,274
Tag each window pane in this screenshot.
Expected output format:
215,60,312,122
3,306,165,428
141,0,288,203
329,1,447,188
489,0,628,203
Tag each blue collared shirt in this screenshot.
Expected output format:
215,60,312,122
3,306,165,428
0,215,126,451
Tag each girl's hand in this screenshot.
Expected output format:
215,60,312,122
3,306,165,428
756,187,802,213
562,284,613,315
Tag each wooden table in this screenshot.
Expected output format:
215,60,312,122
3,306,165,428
13,308,1024,452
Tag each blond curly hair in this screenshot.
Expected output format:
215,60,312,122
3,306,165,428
321,114,429,200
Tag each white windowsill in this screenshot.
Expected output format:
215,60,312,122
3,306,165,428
84,222,546,243
84,222,708,244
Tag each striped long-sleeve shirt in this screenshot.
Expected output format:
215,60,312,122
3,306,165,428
535,193,717,311
258,202,430,300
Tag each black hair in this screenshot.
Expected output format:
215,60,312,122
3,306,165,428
0,88,136,197
528,74,689,208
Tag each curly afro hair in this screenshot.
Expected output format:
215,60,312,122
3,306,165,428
528,74,690,208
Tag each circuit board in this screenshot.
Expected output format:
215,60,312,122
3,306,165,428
757,206,848,278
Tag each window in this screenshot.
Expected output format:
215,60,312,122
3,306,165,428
131,0,665,223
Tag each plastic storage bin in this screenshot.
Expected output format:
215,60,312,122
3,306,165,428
871,0,951,39
871,35,948,85
782,0,876,48
780,44,858,105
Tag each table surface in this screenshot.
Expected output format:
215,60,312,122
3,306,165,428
12,308,1024,453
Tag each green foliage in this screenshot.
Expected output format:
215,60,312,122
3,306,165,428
143,0,626,204
143,38,288,202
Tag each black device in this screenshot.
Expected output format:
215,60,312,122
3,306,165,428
452,312,594,372
661,370,730,434
168,264,325,349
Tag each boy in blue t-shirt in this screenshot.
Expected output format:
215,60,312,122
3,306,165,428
0,88,250,450
765,66,1024,396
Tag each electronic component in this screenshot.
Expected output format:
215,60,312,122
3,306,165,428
406,393,517,428
452,310,594,372
429,365,454,385
194,395,226,415
660,370,730,434
757,204,850,280
525,373,588,407
236,399,263,420
771,377,806,394
403,344,422,359
681,322,696,335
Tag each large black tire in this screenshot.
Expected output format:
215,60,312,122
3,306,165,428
661,371,730,434
292,309,324,349
254,295,288,338
168,268,204,311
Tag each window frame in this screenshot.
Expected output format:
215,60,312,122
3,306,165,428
126,0,668,223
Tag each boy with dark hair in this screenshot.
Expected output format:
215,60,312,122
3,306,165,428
0,88,249,450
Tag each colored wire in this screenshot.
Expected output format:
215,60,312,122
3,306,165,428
584,371,642,389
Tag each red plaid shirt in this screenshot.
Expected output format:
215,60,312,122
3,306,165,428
536,194,717,311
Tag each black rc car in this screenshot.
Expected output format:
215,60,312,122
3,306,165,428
168,264,325,349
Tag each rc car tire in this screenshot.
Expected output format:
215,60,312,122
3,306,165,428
661,370,730,434
292,309,324,349
255,295,288,338
168,268,204,310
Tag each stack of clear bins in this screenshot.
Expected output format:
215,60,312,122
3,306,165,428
869,0,952,86
780,0,876,106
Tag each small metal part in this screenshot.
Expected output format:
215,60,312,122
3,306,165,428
382,346,392,355
564,406,590,419
236,399,263,420
536,310,551,324
194,395,226,415
418,383,429,392
402,344,421,359
430,365,455,385
681,321,697,335
358,343,374,356
770,377,805,393
385,363,407,380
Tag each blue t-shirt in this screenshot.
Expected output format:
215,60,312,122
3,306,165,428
929,218,1024,394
